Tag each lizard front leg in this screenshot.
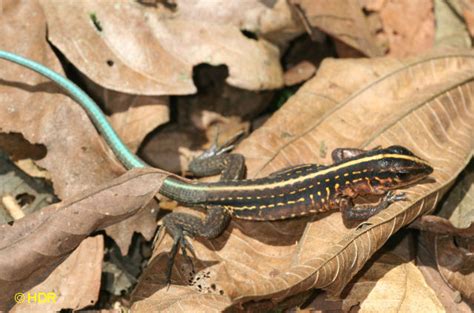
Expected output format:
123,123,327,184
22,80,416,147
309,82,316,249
339,191,407,220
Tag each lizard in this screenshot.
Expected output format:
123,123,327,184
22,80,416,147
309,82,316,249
0,50,433,285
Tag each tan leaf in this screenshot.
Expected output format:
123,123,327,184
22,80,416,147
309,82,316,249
291,0,386,56
11,235,103,312
135,51,474,310
0,0,124,200
437,236,474,303
431,161,474,303
83,76,170,153
435,0,472,48
39,0,285,95
0,1,161,254
305,244,445,312
418,233,473,311
439,160,474,228
0,168,166,311
284,60,317,86
372,0,435,57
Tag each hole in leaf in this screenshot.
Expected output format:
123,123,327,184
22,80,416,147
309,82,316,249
106,60,114,67
15,193,35,207
241,30,258,40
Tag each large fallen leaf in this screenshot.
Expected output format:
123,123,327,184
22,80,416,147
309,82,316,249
39,0,288,95
133,51,474,310
0,168,165,311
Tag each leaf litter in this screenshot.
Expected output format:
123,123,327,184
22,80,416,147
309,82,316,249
0,0,472,311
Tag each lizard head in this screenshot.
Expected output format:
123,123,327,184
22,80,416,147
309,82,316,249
369,145,433,190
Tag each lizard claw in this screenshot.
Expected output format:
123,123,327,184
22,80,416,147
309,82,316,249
164,230,196,287
196,129,244,160
385,191,407,203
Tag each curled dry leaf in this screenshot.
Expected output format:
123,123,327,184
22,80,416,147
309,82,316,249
40,0,285,95
436,236,474,302
133,51,474,310
0,168,166,310
291,0,386,57
428,161,474,303
417,233,473,312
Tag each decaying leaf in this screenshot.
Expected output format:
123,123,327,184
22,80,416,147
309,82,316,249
364,0,435,57
417,233,473,312
40,0,286,95
0,168,166,311
437,236,474,303
425,161,474,303
291,0,386,57
133,51,474,310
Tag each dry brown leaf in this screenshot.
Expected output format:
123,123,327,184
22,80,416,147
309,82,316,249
83,76,170,153
0,168,166,311
354,255,443,312
284,60,317,86
0,0,160,254
458,0,474,37
141,65,271,174
426,161,474,303
417,234,474,311
439,160,474,228
133,51,474,310
365,0,435,57
437,236,474,303
435,0,472,49
0,0,124,200
39,0,285,95
11,235,103,312
306,246,444,312
291,0,386,57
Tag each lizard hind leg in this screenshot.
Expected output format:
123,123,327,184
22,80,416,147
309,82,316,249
161,206,231,285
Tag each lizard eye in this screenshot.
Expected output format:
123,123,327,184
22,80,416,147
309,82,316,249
395,170,411,181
